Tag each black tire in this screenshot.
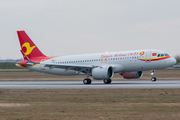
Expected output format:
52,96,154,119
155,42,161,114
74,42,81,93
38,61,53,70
83,79,88,84
108,79,112,84
151,77,157,82
103,79,112,84
87,79,91,84
83,79,91,84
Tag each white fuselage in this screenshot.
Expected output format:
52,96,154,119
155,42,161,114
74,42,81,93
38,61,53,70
29,49,176,76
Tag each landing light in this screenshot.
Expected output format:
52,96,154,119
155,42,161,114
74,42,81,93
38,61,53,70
106,51,108,53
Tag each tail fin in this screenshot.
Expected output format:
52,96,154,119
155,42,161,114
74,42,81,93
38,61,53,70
17,31,46,60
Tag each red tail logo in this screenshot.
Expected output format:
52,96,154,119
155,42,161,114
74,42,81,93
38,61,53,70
17,31,46,60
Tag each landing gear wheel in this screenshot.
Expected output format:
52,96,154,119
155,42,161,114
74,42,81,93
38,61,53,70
103,79,112,84
150,70,157,82
83,79,91,84
151,77,157,82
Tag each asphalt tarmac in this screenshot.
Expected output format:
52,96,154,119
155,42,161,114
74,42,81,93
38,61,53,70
0,80,180,89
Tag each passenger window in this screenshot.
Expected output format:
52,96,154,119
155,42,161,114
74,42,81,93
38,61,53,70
157,54,160,57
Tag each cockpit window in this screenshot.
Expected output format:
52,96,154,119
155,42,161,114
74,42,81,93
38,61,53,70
157,53,169,57
161,54,165,57
165,53,169,56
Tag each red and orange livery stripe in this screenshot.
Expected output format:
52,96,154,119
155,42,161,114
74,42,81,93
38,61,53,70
138,56,171,61
17,64,29,69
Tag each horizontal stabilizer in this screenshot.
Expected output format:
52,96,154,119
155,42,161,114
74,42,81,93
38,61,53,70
16,62,33,67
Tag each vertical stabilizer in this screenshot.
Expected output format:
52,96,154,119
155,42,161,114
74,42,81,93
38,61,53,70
17,31,46,60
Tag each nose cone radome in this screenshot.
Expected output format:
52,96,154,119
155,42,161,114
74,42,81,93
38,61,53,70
171,57,177,66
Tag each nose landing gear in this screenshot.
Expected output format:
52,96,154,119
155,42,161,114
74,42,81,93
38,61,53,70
150,70,157,82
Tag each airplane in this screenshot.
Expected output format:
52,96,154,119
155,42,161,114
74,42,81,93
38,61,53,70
16,30,177,84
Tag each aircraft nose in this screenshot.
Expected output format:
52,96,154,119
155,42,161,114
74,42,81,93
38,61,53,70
171,57,177,65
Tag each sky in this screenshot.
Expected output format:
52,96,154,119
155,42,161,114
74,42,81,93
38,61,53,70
0,0,180,59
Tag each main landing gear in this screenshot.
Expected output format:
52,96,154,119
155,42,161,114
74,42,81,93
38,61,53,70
83,74,112,84
103,79,112,84
83,74,92,84
150,70,157,82
83,79,112,84
83,78,91,84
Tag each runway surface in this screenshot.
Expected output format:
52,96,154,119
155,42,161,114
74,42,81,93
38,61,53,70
0,80,180,89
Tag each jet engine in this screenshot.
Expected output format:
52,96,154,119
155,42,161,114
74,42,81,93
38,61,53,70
121,71,143,79
92,66,114,80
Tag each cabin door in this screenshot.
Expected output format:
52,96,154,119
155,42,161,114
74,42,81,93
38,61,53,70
145,51,152,62
40,59,46,70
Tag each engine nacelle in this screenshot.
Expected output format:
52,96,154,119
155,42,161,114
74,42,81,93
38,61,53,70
92,66,114,80
121,71,143,79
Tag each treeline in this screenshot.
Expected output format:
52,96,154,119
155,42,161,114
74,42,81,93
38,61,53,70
177,60,180,64
0,62,22,69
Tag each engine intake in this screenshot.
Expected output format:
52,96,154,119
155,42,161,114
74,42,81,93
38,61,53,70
121,71,143,79
92,66,114,80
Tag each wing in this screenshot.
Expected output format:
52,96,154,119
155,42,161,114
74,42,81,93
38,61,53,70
44,63,96,73
44,63,124,73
